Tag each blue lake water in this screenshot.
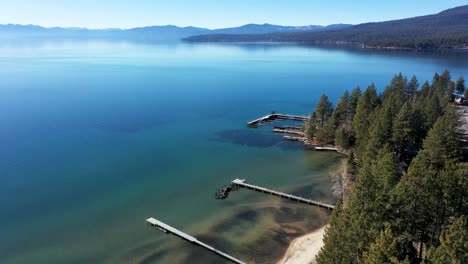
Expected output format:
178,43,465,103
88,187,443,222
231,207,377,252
0,40,467,264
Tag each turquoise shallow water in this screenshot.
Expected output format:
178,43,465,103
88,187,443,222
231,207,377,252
0,40,467,264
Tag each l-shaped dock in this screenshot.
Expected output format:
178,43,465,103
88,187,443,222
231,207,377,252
247,113,310,127
232,179,335,210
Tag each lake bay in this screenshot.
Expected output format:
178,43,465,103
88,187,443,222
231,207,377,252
0,40,467,264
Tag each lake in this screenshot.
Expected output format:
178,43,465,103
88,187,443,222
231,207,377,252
0,40,467,264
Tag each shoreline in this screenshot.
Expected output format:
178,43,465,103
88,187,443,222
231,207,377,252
276,225,327,264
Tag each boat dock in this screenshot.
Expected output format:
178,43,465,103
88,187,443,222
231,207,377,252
232,179,335,210
273,126,305,136
315,146,338,151
283,135,307,142
247,113,309,127
146,217,246,264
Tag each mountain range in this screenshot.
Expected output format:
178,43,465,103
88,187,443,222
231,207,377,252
2,5,468,49
0,23,352,41
185,5,468,49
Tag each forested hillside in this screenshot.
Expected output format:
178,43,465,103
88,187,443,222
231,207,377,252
304,70,467,263
185,5,468,49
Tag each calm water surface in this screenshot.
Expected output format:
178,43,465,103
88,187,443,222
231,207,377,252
0,40,467,264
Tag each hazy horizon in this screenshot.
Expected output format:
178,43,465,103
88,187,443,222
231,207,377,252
1,0,467,30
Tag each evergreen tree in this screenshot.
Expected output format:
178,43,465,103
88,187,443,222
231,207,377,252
456,76,466,94
350,87,362,115
420,81,432,98
405,75,419,99
317,202,358,264
364,104,393,160
318,149,400,263
336,126,353,149
425,217,467,264
433,70,452,96
307,112,318,139
391,108,462,260
335,90,352,126
353,84,379,151
439,69,452,90
361,227,411,264
392,102,413,153
315,94,334,128
319,112,337,143
317,71,467,264
424,94,442,130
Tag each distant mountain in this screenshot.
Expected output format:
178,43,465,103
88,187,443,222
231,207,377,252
0,23,352,41
209,23,351,35
185,5,468,49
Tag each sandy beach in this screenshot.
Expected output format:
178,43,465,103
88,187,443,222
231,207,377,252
276,225,327,264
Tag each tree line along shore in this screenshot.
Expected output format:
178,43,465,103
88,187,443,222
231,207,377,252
303,70,467,263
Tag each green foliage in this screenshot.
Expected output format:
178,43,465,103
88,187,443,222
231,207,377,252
318,149,401,263
316,94,334,129
406,75,419,99
353,84,379,151
361,227,411,264
456,76,466,94
426,217,468,264
392,102,413,153
317,70,467,264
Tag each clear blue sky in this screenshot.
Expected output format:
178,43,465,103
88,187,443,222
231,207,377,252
2,0,467,29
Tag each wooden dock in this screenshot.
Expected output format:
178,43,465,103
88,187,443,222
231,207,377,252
273,126,305,136
283,135,307,142
275,114,310,122
247,113,309,127
315,146,338,151
232,179,335,210
146,217,246,264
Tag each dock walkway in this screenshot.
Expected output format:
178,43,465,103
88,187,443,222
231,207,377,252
146,217,246,264
232,179,334,210
248,113,309,127
273,126,305,136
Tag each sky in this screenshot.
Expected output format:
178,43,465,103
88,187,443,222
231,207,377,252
1,0,467,29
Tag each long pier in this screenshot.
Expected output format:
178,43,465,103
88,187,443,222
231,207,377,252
146,217,246,264
248,113,309,127
232,179,335,210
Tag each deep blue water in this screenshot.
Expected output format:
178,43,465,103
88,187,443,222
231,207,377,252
0,40,467,264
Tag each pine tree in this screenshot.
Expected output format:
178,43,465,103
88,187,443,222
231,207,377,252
392,102,413,153
456,76,466,94
315,94,334,128
405,75,419,99
351,87,362,115
317,202,359,264
320,112,337,144
318,149,401,264
353,84,379,151
425,217,467,264
420,81,432,98
307,112,318,139
317,71,467,264
390,108,462,260
364,104,393,159
439,70,452,89
424,93,442,130
335,90,351,126
361,227,411,264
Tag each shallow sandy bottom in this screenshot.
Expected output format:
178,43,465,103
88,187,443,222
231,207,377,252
276,225,326,264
